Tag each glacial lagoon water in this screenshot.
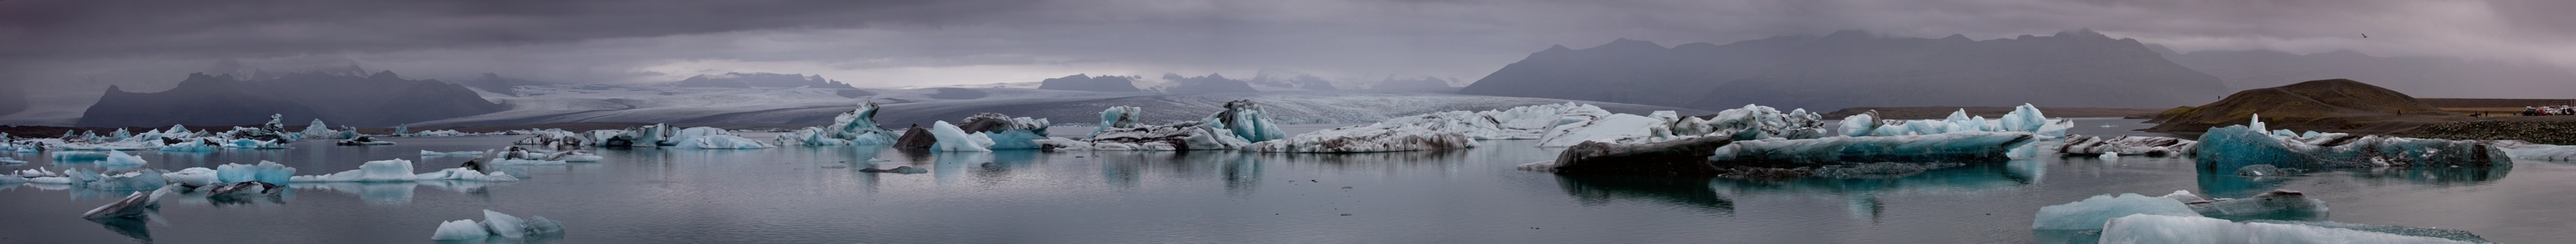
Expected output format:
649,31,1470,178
2,118,2568,243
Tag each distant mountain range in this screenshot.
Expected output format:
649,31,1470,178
675,72,856,89
1158,73,1264,94
1458,29,2231,111
78,71,504,127
1036,74,1143,92
1035,70,1456,94
2159,49,2576,99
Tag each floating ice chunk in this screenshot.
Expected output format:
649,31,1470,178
929,121,995,152
556,154,603,162
163,168,221,186
778,102,898,146
101,150,147,167
1207,100,1286,143
1838,111,1880,137
671,127,774,149
52,151,107,162
2099,215,2476,243
491,159,568,165
292,159,419,182
526,217,567,235
1248,124,1478,153
2187,190,2328,219
422,150,487,156
216,162,297,184
2032,192,2200,229
483,210,529,238
68,168,171,191
2195,124,2509,170
1537,113,1663,147
1091,106,1144,137
2494,141,2576,161
431,219,489,240
414,168,520,181
985,130,1049,150
2158,190,2208,204
1522,136,1734,175
1709,131,2037,167
2058,135,2198,156
2000,103,2048,132
82,187,169,219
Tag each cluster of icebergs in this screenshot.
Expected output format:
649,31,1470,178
0,114,416,154
514,124,774,149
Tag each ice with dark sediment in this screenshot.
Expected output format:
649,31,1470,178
1708,131,2037,167
2195,114,2511,171
669,126,773,149
1042,101,1284,151
1247,123,1479,153
82,186,171,219
2058,134,2199,156
774,102,898,146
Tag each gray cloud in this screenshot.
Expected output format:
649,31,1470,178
3,0,2573,121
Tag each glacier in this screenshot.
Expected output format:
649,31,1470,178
2099,215,2484,243
2195,115,2510,170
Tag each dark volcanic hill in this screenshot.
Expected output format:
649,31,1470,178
77,71,504,127
675,72,856,89
2144,79,2467,133
1036,74,1142,92
1457,29,2229,111
2160,49,2576,99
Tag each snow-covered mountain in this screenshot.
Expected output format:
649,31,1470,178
412,84,1710,128
1458,29,2229,111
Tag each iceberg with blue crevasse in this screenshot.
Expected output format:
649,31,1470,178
2195,114,2509,171
775,102,898,146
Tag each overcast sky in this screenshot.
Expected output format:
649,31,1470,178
5,0,2573,91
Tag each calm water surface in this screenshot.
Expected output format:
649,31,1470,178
2,119,2567,243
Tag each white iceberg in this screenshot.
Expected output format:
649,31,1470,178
2495,140,2576,161
2032,192,2200,229
2099,215,2476,243
431,219,488,240
928,121,996,152
101,150,148,167
1535,113,1664,147
162,168,221,186
216,162,297,184
293,159,422,182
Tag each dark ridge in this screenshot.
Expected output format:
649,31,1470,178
2144,79,2469,133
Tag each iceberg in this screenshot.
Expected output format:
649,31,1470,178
431,219,488,240
1535,113,1664,147
2186,189,2328,220
422,150,487,156
2195,119,2510,170
82,187,169,219
66,168,172,191
928,121,995,152
1708,131,2037,167
774,102,898,146
159,138,220,152
206,181,283,198
216,162,297,184
413,168,521,181
2494,140,2576,161
293,159,421,182
1999,103,2048,132
2057,134,2198,156
1206,100,1286,143
513,129,588,147
1838,111,1880,137
2099,215,2480,243
952,113,1052,149
670,127,774,149
336,136,394,146
162,168,221,186
52,151,108,162
101,150,147,167
1090,106,1144,137
1519,136,1734,175
483,210,530,238
1248,124,1478,153
2032,192,2200,229
299,119,341,140
1049,104,1284,151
